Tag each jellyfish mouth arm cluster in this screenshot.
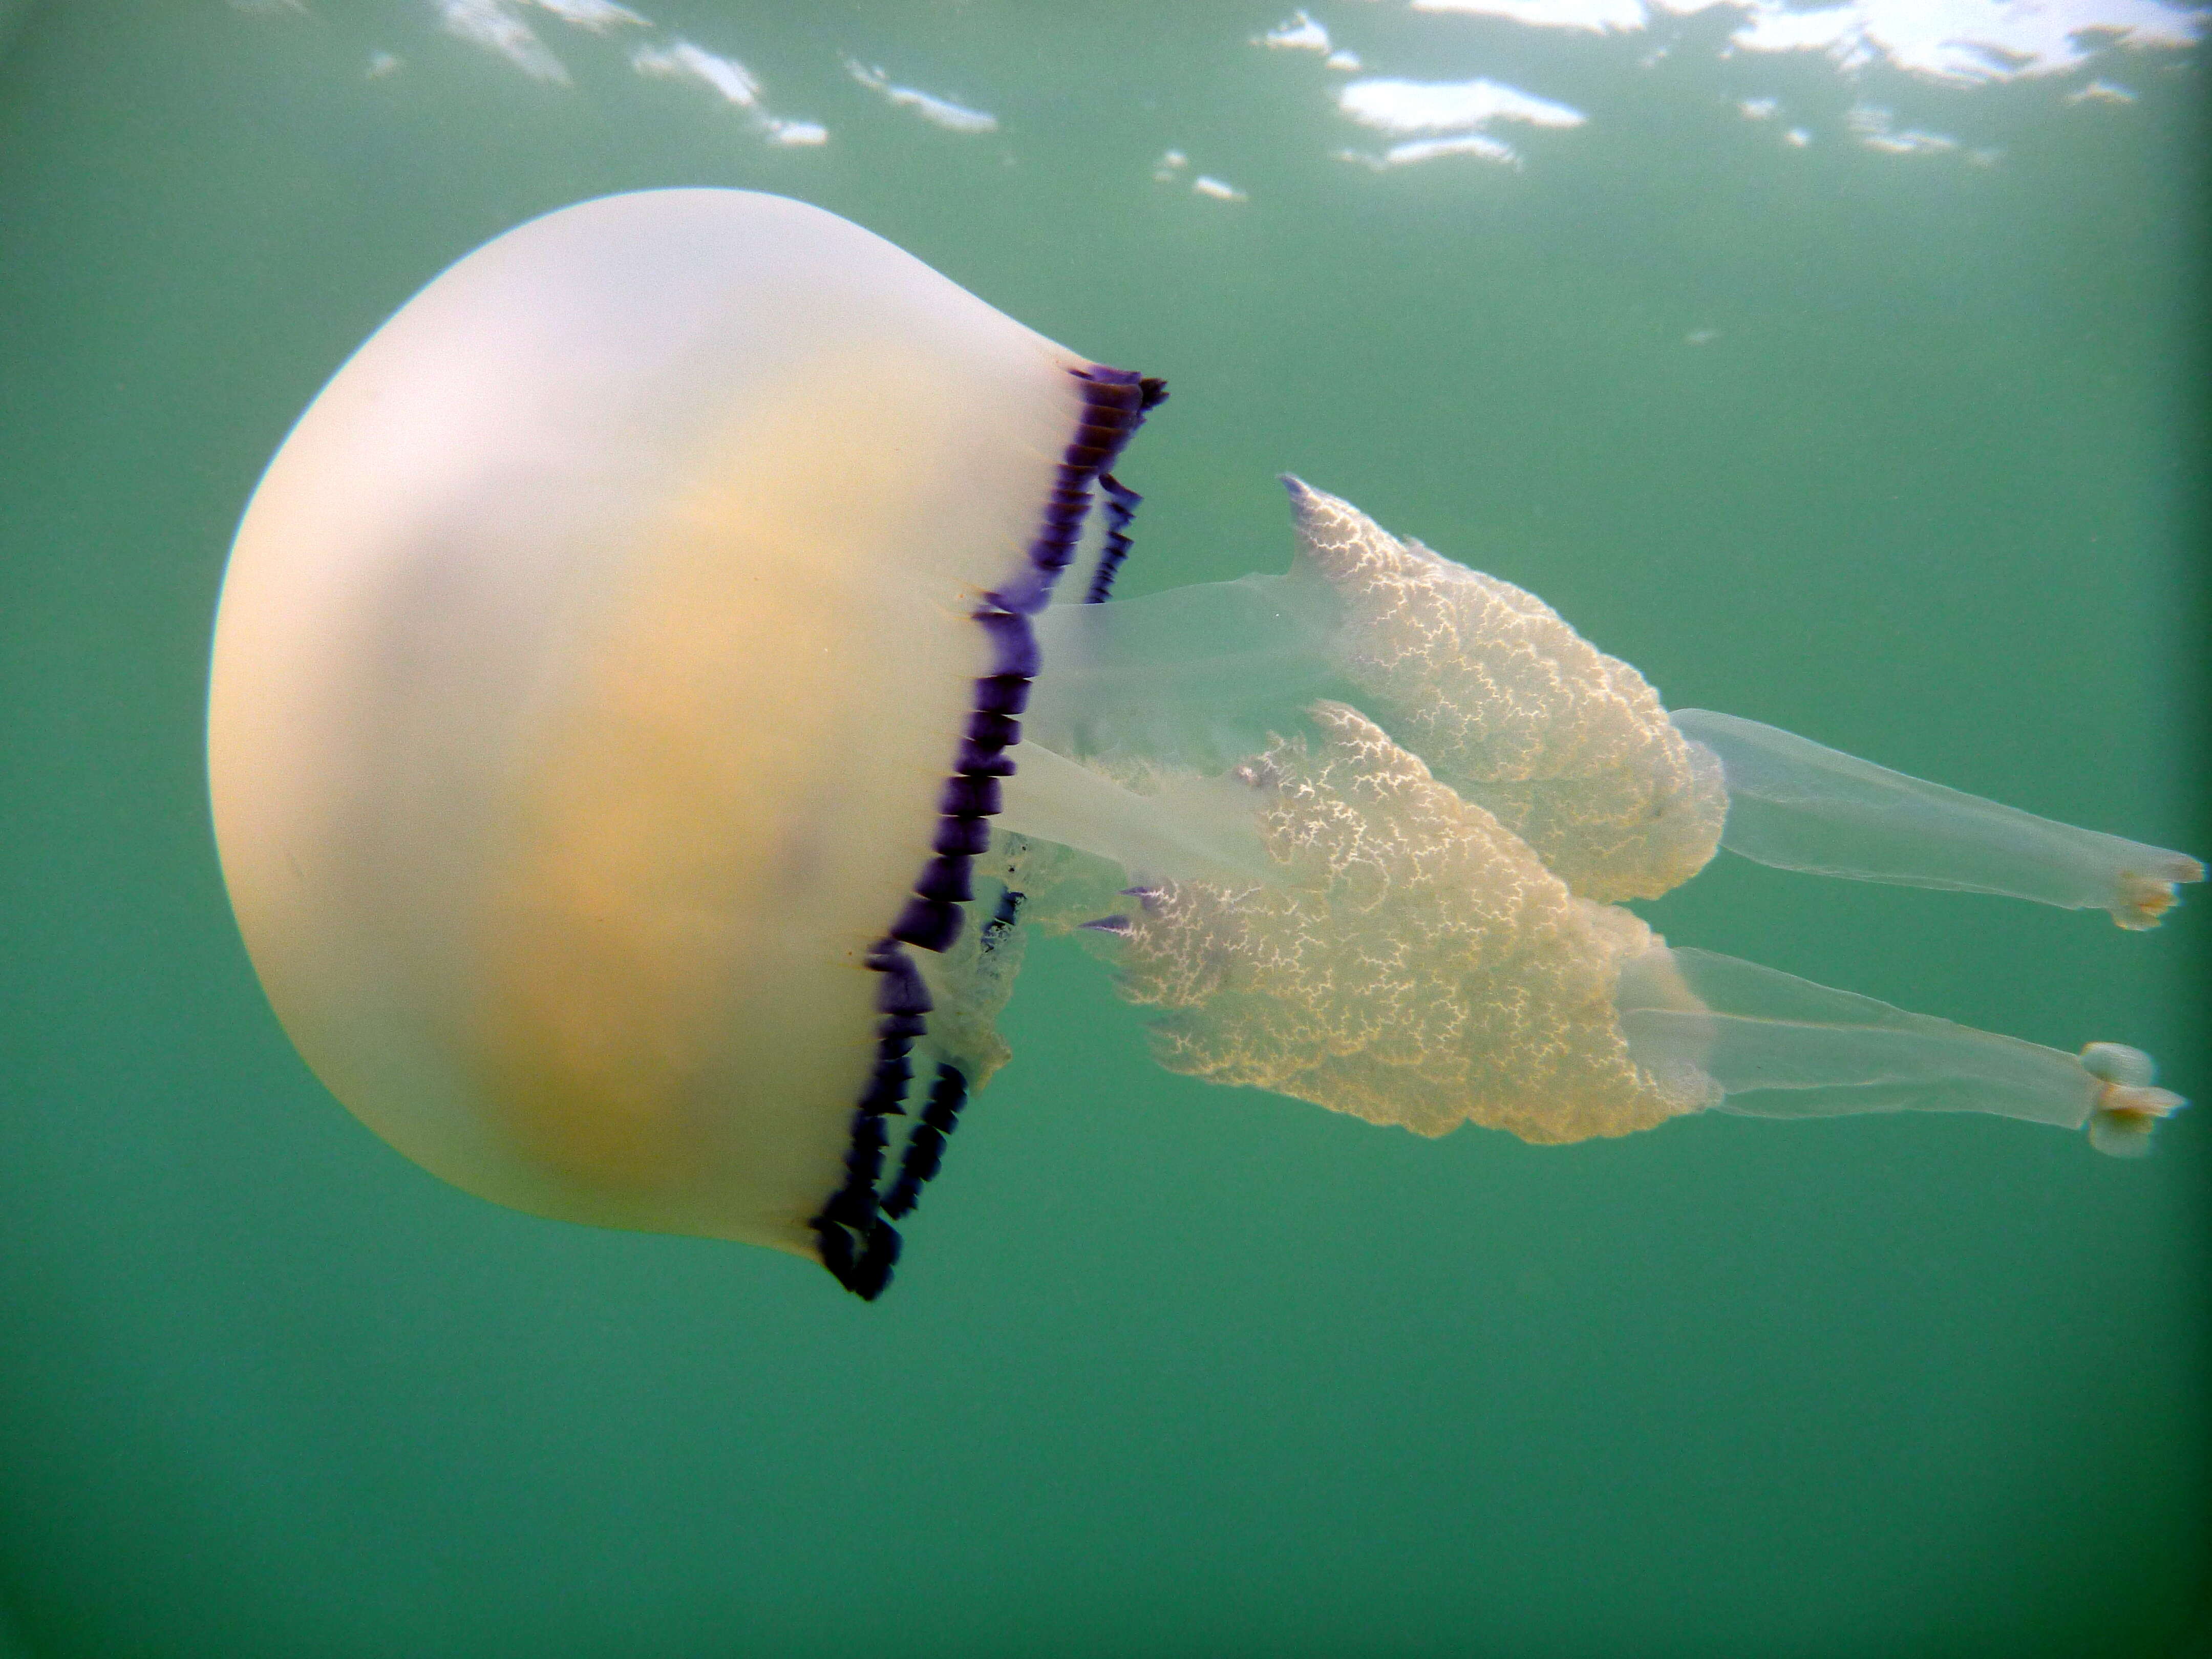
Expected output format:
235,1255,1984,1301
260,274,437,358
1008,479,2196,1158
1031,474,1737,906
1030,478,2202,929
1672,708,2205,929
1013,698,1710,1147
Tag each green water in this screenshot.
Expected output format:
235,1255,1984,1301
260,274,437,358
1,4,2204,1655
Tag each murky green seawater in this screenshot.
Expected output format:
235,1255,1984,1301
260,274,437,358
1,4,2204,1656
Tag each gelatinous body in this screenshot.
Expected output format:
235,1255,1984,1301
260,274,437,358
210,189,2197,1300
210,189,1155,1293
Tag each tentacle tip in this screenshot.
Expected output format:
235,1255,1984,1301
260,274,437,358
2110,881,2177,930
2088,1099,2180,1158
2080,1043,2157,1089
2087,1077,2186,1160
2110,860,2204,929
2075,1044,2184,1155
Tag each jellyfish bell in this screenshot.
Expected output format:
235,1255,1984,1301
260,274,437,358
208,188,1159,1294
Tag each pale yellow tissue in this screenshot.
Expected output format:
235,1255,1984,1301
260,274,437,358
1285,481,1726,902
1112,702,1703,1143
467,349,970,1237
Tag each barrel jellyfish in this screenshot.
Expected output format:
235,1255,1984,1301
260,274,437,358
207,188,2201,1300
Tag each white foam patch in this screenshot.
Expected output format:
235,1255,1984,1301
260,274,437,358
1725,0,2202,83
1847,101,1960,153
846,60,1000,133
1339,76,1589,134
631,40,828,146
632,39,759,106
528,0,647,30
1727,5,1862,59
436,0,569,83
1341,132,1523,167
1412,0,1649,30
1258,9,1333,51
1408,0,2202,84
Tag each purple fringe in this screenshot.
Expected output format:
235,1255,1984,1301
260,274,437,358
1085,475,1141,604
811,363,1161,1302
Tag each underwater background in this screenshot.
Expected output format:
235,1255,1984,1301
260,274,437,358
0,2,2204,1655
